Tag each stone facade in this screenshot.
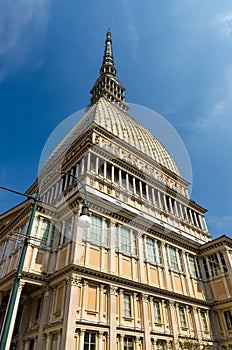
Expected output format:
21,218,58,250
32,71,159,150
0,30,232,350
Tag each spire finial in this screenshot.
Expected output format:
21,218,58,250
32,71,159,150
100,28,115,76
90,29,128,110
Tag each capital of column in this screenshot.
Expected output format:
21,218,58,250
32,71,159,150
79,329,86,336
169,300,175,309
18,281,25,290
98,331,104,339
118,288,124,295
109,285,118,295
44,287,52,297
140,293,149,303
66,274,82,286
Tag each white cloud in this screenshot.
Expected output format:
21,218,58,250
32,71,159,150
210,11,232,38
0,0,49,81
121,0,140,57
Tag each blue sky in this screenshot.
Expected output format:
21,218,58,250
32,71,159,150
0,0,232,239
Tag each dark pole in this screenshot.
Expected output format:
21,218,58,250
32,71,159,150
0,171,89,350
0,193,39,350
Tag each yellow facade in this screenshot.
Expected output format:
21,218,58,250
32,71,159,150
0,29,232,350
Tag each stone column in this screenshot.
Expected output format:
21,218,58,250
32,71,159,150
24,340,30,350
99,284,104,324
118,288,124,326
78,329,85,350
36,288,51,350
168,301,178,342
60,274,81,350
98,332,104,349
161,299,168,334
81,280,88,321
108,285,117,349
192,307,202,341
45,333,52,350
133,292,138,329
149,297,154,331
141,293,151,350
135,336,140,350
119,334,124,350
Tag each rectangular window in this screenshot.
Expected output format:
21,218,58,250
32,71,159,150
84,332,96,350
40,219,50,247
124,337,133,350
188,255,198,278
203,253,227,279
224,310,232,330
143,237,161,264
179,306,187,328
62,217,72,244
116,225,137,255
200,311,208,331
167,245,183,272
124,294,132,317
153,301,161,323
83,215,109,246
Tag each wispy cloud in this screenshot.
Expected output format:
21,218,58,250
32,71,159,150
121,0,140,58
210,11,232,38
0,0,50,82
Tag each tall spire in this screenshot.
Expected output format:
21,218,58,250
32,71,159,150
100,28,116,76
90,29,128,110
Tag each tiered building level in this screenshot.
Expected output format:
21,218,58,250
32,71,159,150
0,30,232,350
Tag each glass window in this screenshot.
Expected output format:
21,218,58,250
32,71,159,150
167,246,183,272
219,252,228,273
153,301,161,323
82,215,109,246
124,337,133,350
203,253,227,279
200,311,208,331
124,294,132,317
143,237,161,264
224,310,232,330
188,255,198,278
179,306,187,328
84,332,96,350
115,225,137,255
63,217,72,244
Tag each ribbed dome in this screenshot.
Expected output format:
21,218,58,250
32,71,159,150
44,97,180,175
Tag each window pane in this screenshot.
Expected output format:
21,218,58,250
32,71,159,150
179,307,187,327
224,311,232,330
124,294,132,317
153,301,161,323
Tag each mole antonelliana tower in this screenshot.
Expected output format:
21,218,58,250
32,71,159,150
0,29,232,350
